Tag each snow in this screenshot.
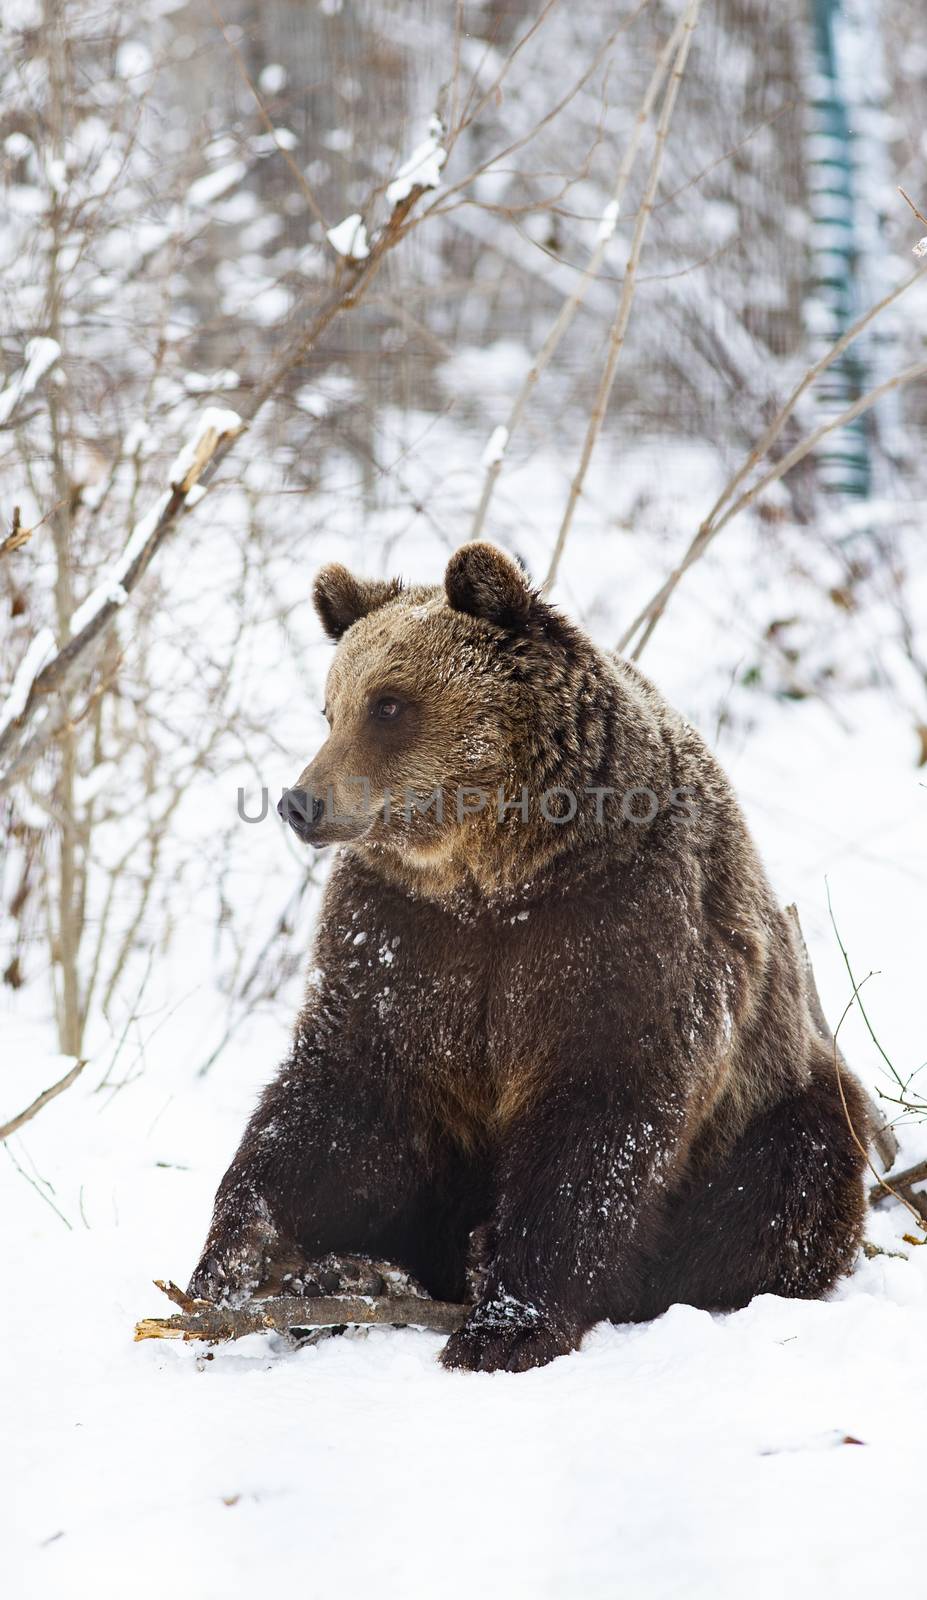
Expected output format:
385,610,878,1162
480,424,509,468
69,492,172,636
2,1020,926,1598
252,129,299,154
258,63,287,95
167,405,243,491
595,198,620,243
183,369,240,393
115,40,153,82
385,118,446,206
0,336,60,426
186,162,247,208
5,130,33,160
3,647,926,1596
325,213,370,261
0,626,56,739
913,236,927,259
73,761,119,806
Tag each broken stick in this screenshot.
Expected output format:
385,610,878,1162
134,1279,467,1344
869,1157,927,1203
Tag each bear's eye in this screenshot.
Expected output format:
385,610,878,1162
372,695,403,721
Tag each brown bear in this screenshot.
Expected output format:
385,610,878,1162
188,541,870,1372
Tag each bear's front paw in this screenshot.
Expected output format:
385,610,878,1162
187,1251,244,1306
440,1292,577,1374
187,1201,282,1307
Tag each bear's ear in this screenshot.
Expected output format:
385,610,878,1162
444,542,535,629
312,564,402,641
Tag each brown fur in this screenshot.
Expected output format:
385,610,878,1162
189,543,870,1372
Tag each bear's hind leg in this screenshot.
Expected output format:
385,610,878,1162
638,1062,869,1319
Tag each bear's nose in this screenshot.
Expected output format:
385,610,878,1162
277,788,325,838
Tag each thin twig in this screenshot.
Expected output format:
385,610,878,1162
206,0,327,231
824,885,926,1234
470,12,686,541
623,351,927,659
429,2,650,229
784,903,897,1170
3,1141,72,1229
543,0,702,592
617,264,927,656
831,985,926,1236
825,880,912,1100
450,0,562,151
898,186,927,230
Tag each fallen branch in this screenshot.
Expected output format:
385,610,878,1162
0,1056,87,1142
134,1278,467,1345
870,1157,927,1207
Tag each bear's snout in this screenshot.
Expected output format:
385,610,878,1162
278,787,325,841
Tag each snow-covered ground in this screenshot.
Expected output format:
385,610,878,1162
4,448,927,1597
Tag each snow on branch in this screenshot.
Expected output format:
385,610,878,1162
0,629,56,743
68,492,172,637
186,162,247,208
386,116,446,205
65,407,242,638
0,337,61,428
0,406,241,781
325,213,370,261
167,405,243,493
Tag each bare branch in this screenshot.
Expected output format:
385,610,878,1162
206,0,327,231
470,11,687,540
898,186,927,231
784,903,897,1171
0,1057,87,1142
0,337,61,430
0,179,434,791
543,0,702,592
870,1158,927,1206
621,344,927,660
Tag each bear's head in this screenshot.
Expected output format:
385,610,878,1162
278,542,588,886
